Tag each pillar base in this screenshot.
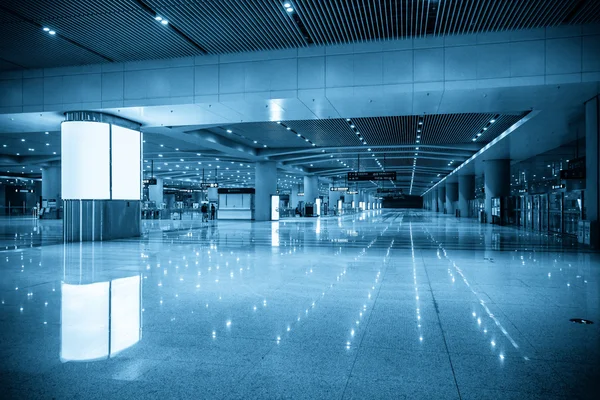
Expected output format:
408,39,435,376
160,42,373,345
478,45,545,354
64,200,141,242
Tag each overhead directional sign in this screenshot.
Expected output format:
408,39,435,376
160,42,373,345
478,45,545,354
377,188,403,194
200,182,219,189
143,178,157,185
329,187,349,192
347,191,358,195
348,171,396,181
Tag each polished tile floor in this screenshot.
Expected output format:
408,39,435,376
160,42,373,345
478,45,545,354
0,210,599,399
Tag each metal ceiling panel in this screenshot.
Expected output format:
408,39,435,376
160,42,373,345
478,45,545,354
0,9,108,69
1,0,600,69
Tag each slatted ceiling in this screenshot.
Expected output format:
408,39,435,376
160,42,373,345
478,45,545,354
285,119,359,147
1,0,138,21
147,0,306,54
292,0,600,44
0,13,108,69
56,8,199,61
2,1,600,70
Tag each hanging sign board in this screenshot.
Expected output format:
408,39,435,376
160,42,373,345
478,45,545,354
143,178,157,185
329,187,349,191
348,171,396,181
201,183,219,189
217,188,255,194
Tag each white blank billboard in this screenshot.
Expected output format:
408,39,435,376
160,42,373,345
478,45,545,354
61,121,141,200
61,121,110,200
111,125,141,200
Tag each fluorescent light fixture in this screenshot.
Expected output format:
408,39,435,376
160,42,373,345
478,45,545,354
161,19,168,25
43,27,50,32
155,16,162,21
49,30,56,35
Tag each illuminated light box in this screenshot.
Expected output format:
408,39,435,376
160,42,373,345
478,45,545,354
61,121,111,200
111,126,141,200
61,121,141,201
60,275,141,362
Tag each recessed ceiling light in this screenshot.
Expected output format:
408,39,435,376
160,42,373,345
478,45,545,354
45,143,49,146
161,20,168,25
253,140,258,144
155,16,162,21
286,7,294,12
21,139,25,142
43,27,49,32
49,30,56,35
227,129,232,133
263,145,267,148
490,119,496,123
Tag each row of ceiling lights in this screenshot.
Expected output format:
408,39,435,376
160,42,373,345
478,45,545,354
345,119,367,146
410,117,424,194
472,116,498,141
2,132,56,156
276,122,316,147
225,128,268,148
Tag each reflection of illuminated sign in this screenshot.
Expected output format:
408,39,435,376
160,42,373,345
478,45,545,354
61,275,141,362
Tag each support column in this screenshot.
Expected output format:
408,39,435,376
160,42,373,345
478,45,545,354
458,175,475,218
291,185,299,209
446,182,458,216
62,112,142,242
328,184,341,212
586,96,600,246
304,176,319,206
42,165,62,211
437,183,446,213
484,159,511,223
255,161,277,221
148,177,164,206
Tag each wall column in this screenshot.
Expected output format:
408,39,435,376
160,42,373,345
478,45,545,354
458,175,475,218
437,183,446,213
304,176,319,207
586,96,600,246
446,182,459,216
255,161,277,221
484,159,511,223
290,185,299,209
148,177,164,206
328,184,341,212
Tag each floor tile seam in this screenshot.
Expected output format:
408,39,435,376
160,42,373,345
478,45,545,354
420,244,463,400
491,302,544,352
340,226,394,399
